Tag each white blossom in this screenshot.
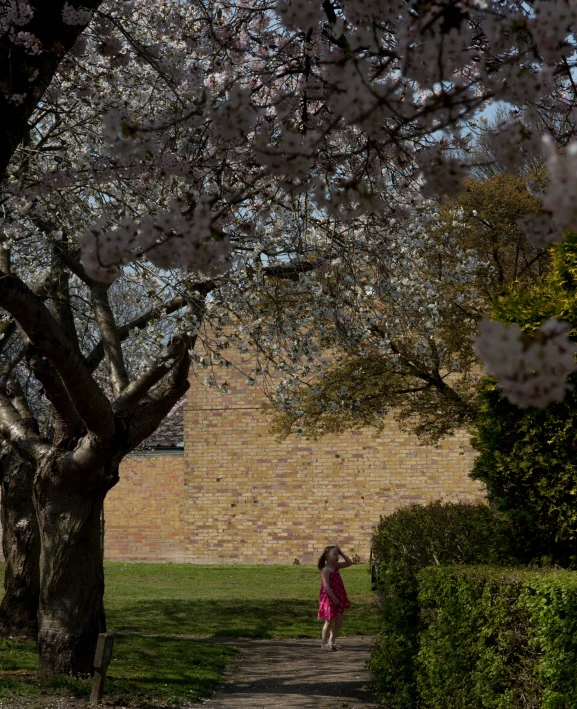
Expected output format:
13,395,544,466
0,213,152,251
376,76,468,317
540,136,577,233
476,318,577,408
61,3,93,26
276,0,323,32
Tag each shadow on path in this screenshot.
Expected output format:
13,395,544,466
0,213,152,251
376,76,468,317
204,636,380,709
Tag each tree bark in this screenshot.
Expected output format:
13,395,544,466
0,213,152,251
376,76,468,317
0,449,40,640
35,456,118,677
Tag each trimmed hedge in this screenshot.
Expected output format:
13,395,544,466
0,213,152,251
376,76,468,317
369,502,516,708
418,566,577,709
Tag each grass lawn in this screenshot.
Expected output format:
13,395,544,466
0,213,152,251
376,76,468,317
0,562,377,705
105,561,376,637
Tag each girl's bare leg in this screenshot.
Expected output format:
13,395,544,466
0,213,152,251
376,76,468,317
321,620,332,645
329,614,344,645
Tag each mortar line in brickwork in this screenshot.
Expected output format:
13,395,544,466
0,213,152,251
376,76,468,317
187,406,261,411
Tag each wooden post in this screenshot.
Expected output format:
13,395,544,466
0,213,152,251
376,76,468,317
91,632,115,704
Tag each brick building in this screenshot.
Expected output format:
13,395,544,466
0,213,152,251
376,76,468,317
104,354,485,564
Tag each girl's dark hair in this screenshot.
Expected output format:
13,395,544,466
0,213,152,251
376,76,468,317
317,546,336,571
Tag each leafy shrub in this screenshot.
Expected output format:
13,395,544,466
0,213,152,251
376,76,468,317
417,566,577,709
472,232,577,567
369,501,516,709
472,376,577,567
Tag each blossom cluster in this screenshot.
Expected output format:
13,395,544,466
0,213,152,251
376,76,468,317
79,200,231,283
475,319,577,408
61,3,93,26
0,0,33,34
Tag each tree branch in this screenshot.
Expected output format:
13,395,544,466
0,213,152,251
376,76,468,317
113,336,188,416
53,240,91,285
89,283,129,397
5,378,38,434
49,246,82,357
0,0,105,180
85,294,188,372
0,320,17,358
0,343,27,388
0,271,114,439
0,391,50,463
125,344,192,451
27,348,84,446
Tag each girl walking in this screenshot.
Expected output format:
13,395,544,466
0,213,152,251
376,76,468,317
317,545,353,651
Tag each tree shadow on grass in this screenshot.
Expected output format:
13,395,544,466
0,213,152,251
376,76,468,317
0,635,235,704
108,599,319,638
106,635,235,703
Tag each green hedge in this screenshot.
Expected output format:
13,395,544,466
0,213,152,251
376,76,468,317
369,502,516,709
417,566,577,709
471,233,577,567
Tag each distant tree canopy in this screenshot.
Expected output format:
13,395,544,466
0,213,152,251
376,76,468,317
267,172,549,442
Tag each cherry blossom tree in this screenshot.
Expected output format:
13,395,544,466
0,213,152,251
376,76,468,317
7,0,577,410
0,0,315,672
3,0,577,677
229,173,549,442
55,0,577,409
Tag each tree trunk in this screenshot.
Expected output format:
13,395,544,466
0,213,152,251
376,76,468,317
35,457,118,677
0,450,40,639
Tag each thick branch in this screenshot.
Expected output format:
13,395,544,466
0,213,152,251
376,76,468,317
0,271,114,439
49,249,81,357
0,343,26,388
90,283,129,397
113,336,188,416
0,392,50,463
86,295,188,371
261,258,326,281
0,0,104,180
0,270,64,359
0,234,10,273
27,349,84,445
0,320,17,358
125,346,191,451
5,379,38,433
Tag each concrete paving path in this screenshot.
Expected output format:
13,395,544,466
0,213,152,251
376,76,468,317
205,636,380,709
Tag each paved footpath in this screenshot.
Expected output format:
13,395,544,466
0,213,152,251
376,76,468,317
204,636,380,709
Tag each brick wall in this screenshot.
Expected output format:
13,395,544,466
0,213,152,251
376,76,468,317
104,452,186,562
0,367,482,565
102,354,484,564
181,358,484,564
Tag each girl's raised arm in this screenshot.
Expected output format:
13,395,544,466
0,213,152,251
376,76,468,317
336,547,354,568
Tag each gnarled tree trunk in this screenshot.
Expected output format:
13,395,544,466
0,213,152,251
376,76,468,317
0,448,40,639
0,262,193,677
35,456,118,677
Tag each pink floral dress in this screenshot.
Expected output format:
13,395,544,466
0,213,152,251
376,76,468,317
318,567,351,620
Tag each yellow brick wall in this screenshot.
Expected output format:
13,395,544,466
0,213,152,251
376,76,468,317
182,360,484,564
102,352,484,564
104,453,186,562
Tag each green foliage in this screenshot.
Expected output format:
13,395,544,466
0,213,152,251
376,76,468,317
472,233,577,566
267,172,549,444
266,352,479,442
369,502,516,708
417,566,577,709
